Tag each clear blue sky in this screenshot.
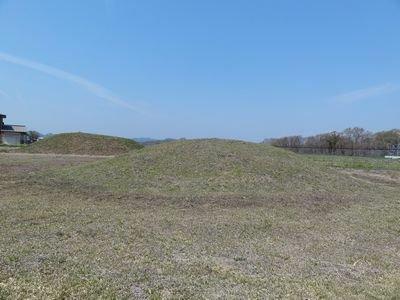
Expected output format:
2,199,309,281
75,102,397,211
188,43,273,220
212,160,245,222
0,0,399,141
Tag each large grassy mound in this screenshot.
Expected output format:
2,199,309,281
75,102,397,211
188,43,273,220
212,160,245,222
22,132,143,156
56,139,360,197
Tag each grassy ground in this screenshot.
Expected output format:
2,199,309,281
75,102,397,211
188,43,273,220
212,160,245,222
21,132,143,156
0,145,21,153
1,141,400,299
305,154,400,171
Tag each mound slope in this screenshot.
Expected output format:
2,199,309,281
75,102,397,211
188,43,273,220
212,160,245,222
23,132,143,156
56,139,357,197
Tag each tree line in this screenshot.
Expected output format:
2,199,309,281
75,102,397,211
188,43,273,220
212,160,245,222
266,128,400,152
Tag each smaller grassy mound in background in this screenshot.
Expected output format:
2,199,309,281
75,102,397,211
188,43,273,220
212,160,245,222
22,132,143,156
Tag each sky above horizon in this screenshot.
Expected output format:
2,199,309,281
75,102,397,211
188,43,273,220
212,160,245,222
0,0,399,142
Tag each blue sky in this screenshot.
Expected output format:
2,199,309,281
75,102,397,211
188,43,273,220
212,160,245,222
0,0,399,141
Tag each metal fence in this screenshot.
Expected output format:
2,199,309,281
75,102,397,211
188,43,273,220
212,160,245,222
389,144,400,156
275,146,396,157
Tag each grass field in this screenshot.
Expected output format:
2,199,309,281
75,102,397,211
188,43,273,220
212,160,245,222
0,145,21,153
1,141,400,299
305,154,400,171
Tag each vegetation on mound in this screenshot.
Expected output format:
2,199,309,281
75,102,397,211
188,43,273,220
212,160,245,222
52,139,365,197
22,132,143,156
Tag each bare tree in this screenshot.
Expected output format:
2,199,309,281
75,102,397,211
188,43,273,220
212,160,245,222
342,127,372,149
373,130,400,149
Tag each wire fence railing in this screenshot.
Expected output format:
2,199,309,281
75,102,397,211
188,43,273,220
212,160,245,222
274,145,400,157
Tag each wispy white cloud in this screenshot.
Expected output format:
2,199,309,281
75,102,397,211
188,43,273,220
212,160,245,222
0,52,145,114
332,83,400,104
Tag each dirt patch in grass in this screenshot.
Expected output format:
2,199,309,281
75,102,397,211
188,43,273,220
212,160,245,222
342,169,400,186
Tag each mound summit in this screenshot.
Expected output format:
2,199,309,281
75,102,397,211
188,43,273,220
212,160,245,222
23,132,143,156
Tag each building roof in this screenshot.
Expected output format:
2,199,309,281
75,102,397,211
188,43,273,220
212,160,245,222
1,125,27,133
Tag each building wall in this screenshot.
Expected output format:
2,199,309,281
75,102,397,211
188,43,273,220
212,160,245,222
1,133,24,145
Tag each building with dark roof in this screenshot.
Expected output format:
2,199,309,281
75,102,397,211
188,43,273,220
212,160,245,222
0,114,28,145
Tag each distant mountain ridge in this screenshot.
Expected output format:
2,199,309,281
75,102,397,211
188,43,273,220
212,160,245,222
132,137,159,143
133,137,186,146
